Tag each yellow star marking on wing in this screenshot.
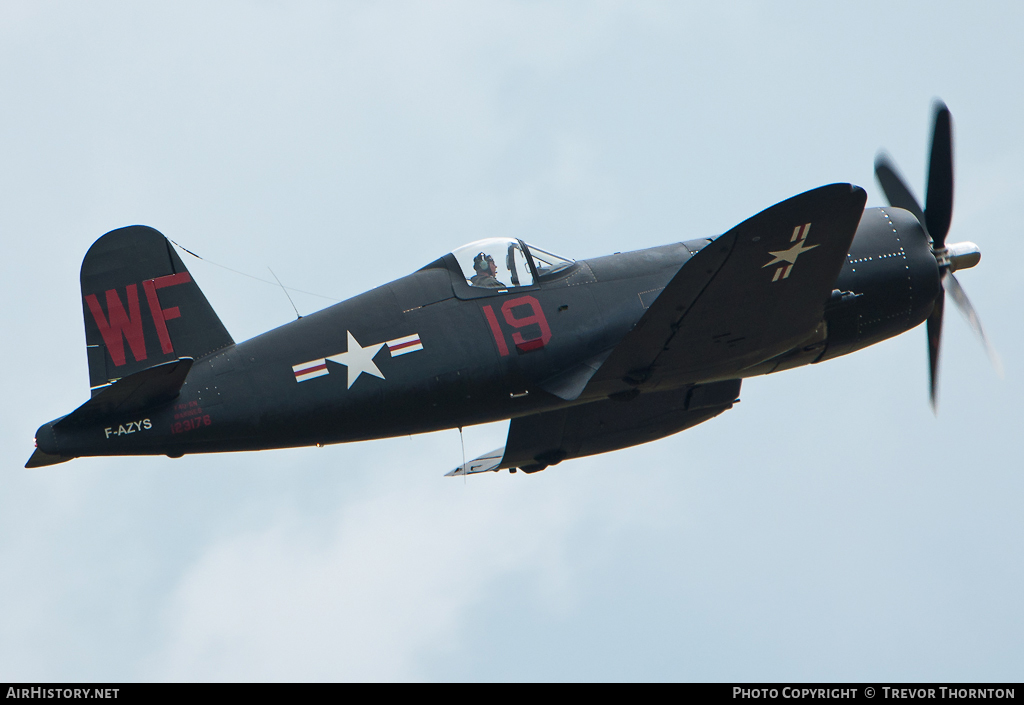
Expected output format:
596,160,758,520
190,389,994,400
762,239,819,268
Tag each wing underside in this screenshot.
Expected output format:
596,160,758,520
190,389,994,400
447,378,741,475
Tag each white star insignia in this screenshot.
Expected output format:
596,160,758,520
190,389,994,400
327,331,386,388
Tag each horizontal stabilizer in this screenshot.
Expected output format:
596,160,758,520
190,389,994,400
445,447,505,476
56,357,194,429
25,448,71,468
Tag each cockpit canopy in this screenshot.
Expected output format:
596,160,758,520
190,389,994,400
451,238,573,290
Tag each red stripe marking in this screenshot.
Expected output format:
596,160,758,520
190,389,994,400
389,339,421,351
295,363,327,375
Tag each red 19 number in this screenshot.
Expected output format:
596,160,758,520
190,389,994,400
483,295,551,356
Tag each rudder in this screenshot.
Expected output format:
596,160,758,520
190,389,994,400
81,226,233,394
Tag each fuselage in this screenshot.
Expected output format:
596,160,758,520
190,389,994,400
36,206,940,462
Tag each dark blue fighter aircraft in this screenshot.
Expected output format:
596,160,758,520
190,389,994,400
27,102,994,475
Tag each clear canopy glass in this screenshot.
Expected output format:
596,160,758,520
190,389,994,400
451,238,573,289
526,244,574,277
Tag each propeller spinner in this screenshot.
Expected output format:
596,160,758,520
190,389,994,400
873,101,998,410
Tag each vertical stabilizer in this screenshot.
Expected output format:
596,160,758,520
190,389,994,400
81,226,233,394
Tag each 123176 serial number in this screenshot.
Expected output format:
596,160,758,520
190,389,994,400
172,415,211,434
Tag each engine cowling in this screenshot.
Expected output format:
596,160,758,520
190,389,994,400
819,206,941,361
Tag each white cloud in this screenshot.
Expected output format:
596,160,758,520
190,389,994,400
145,455,583,681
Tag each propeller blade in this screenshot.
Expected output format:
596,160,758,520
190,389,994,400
875,152,926,227
942,271,1003,376
925,101,954,248
927,290,944,412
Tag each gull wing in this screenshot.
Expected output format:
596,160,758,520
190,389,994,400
589,183,867,394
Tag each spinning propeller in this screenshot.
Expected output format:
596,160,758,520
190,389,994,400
874,101,999,410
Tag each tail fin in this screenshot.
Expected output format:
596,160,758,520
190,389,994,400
81,226,233,394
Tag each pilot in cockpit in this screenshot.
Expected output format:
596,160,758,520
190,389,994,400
471,252,506,288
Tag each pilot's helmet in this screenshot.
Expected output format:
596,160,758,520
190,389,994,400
473,252,494,273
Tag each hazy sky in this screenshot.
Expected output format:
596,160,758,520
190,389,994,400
2,1,1021,681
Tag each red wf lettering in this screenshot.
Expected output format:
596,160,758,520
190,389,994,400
84,273,192,366
84,285,147,367
143,273,191,354
483,295,552,356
